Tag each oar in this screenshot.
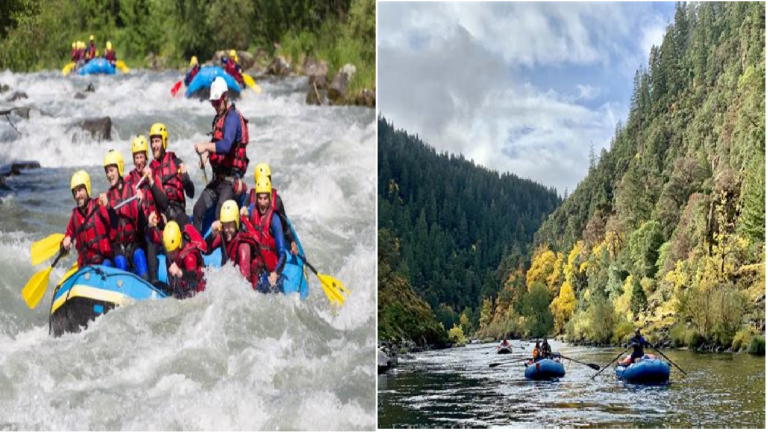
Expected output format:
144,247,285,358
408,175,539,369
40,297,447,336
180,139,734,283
62,62,76,76
31,177,146,265
652,346,687,375
21,194,141,309
115,60,129,73
171,80,183,96
31,233,66,266
591,347,629,380
299,255,349,307
557,354,600,371
242,74,262,94
489,357,529,368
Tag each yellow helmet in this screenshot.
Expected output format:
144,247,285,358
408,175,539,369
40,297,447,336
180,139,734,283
220,199,240,230
255,175,272,203
163,221,182,252
229,49,238,62
95,50,99,57
254,162,271,183
149,123,168,149
89,35,94,41
106,41,112,50
70,170,92,197
103,149,125,177
132,135,148,155
72,42,76,49
190,56,198,66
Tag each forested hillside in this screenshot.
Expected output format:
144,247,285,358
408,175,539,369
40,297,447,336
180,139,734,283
482,2,765,353
378,117,561,343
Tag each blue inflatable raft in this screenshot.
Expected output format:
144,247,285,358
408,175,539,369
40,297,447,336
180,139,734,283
49,211,308,336
525,358,566,381
615,355,670,385
185,66,242,99
77,58,116,76
49,266,165,336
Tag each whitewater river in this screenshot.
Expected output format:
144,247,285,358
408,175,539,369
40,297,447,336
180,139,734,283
379,341,765,428
0,70,375,430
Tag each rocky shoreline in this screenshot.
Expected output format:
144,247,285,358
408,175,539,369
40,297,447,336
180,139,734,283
145,49,375,108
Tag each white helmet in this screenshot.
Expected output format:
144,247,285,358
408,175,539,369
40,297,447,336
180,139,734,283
210,77,228,101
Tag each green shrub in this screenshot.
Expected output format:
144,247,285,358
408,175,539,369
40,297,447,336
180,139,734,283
747,335,765,355
670,322,688,348
612,318,635,345
686,329,705,350
731,328,754,352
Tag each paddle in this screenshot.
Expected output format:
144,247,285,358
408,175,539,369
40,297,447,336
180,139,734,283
22,192,142,309
652,346,687,375
31,233,66,266
198,153,209,183
62,62,76,76
171,80,183,96
489,357,530,368
591,347,630,380
299,255,350,307
557,354,600,371
115,60,129,73
242,74,262,94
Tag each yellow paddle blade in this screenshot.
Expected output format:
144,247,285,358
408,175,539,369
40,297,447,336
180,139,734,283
22,266,53,309
116,60,129,73
57,262,79,287
31,234,65,266
318,273,350,307
62,62,76,76
242,74,262,94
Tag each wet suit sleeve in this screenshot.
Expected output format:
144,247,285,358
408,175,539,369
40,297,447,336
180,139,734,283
174,156,195,198
271,216,287,273
180,253,201,284
150,172,169,212
214,112,241,154
274,195,295,245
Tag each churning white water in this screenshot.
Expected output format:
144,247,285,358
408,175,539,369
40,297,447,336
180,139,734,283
0,69,375,430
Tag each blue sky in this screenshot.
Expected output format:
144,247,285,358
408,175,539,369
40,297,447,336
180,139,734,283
378,1,677,194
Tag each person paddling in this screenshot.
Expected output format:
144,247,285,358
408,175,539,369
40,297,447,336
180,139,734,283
148,123,195,230
162,221,206,298
540,337,552,359
241,163,298,255
185,56,200,86
61,170,116,267
101,150,148,279
193,77,250,234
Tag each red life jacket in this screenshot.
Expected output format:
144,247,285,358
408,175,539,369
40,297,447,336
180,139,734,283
171,241,206,294
88,43,96,60
209,104,249,176
224,62,242,83
71,49,77,62
71,199,113,266
125,169,156,219
150,151,185,207
106,180,140,246
246,208,278,272
105,50,116,62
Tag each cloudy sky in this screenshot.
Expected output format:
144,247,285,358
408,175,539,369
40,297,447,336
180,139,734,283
378,1,676,194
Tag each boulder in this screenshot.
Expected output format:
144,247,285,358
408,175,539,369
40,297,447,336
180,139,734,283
237,51,255,71
351,88,375,108
328,64,357,105
0,83,9,93
85,82,95,93
14,107,30,119
74,92,87,100
7,91,28,102
77,117,112,141
378,349,391,374
267,56,291,76
0,160,41,180
305,58,329,89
